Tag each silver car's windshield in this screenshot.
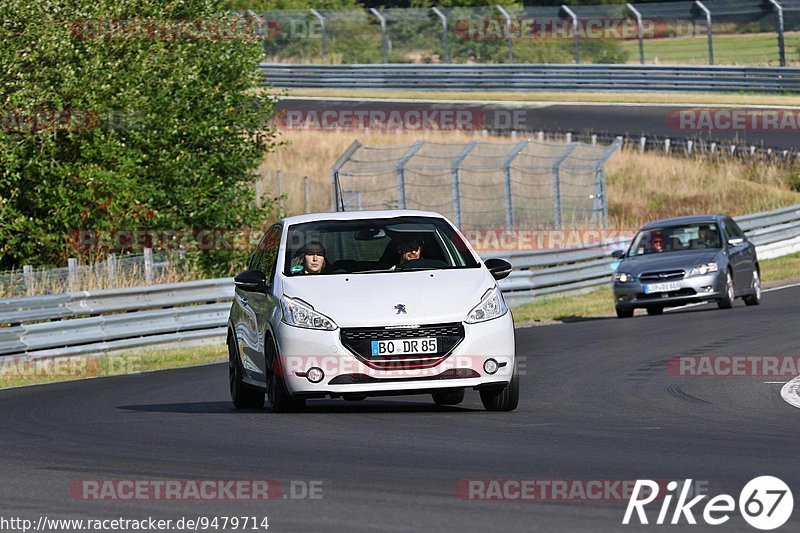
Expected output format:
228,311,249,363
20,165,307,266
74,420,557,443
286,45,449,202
628,223,722,256
283,216,479,276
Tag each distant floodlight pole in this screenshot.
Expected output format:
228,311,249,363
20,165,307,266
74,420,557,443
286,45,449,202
495,6,514,64
768,0,786,67
310,9,328,61
694,1,713,65
627,3,645,65
561,5,580,64
431,7,450,63
370,8,389,63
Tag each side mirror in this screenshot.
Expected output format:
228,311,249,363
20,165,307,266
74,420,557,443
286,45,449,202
727,238,744,247
234,269,268,293
484,258,513,281
611,250,625,259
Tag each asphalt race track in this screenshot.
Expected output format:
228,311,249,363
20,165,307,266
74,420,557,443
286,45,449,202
277,98,800,151
2,287,799,532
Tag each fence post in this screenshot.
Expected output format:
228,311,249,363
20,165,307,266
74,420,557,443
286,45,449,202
330,140,363,211
310,9,328,62
370,8,389,63
562,5,580,63
68,257,78,291
144,248,154,285
695,1,714,65
304,176,311,213
451,141,478,228
277,170,285,215
107,254,117,286
431,7,450,63
23,265,33,294
395,140,426,209
254,177,264,208
502,140,530,230
640,136,646,152
665,138,671,154
594,138,623,228
495,6,514,63
627,3,645,64
768,0,786,67
551,143,578,230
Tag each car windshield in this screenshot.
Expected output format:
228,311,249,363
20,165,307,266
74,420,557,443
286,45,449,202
283,216,480,276
628,223,722,256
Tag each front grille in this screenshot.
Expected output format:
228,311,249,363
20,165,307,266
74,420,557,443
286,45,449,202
340,322,465,370
638,288,696,299
328,368,480,385
639,270,686,283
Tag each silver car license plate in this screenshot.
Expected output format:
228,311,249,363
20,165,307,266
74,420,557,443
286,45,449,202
644,282,681,294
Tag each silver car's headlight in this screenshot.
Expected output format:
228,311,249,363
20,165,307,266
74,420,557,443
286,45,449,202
281,296,337,330
614,272,634,283
465,287,508,324
690,262,718,276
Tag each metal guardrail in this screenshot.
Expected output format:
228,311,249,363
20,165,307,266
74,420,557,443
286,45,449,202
260,64,800,93
1,205,798,358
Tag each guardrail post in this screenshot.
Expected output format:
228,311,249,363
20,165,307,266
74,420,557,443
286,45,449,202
695,1,713,65
370,8,389,63
451,141,478,228
23,265,33,294
330,140,362,211
144,248,154,285
68,258,78,291
640,136,646,152
502,140,530,230
431,7,450,63
627,3,645,64
664,138,671,154
309,9,328,62
495,6,514,63
561,5,580,63
768,0,786,67
551,143,577,229
396,140,426,210
107,254,116,286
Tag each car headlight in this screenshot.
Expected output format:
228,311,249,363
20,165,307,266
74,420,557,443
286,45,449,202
690,262,718,276
281,296,337,330
465,287,508,324
614,272,634,283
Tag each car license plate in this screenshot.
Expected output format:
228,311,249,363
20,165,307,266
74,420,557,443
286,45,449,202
371,338,438,356
644,282,681,294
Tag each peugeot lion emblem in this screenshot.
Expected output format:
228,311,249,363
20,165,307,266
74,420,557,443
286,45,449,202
394,304,407,315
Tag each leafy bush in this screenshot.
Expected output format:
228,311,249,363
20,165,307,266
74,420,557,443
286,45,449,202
0,0,280,275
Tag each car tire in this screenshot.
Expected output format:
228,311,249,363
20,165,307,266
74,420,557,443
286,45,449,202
229,336,265,410
432,388,465,406
718,270,735,309
616,305,634,318
646,307,663,316
743,270,762,306
265,338,306,413
480,370,519,412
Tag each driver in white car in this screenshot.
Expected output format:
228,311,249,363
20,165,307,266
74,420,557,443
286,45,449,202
391,238,422,270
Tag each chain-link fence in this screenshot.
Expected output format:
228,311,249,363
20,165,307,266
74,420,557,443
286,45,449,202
252,1,797,66
330,139,621,231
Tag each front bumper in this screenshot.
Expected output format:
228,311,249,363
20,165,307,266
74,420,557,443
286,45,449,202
274,312,515,397
613,271,726,309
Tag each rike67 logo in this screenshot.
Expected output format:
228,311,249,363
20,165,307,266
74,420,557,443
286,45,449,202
623,477,793,530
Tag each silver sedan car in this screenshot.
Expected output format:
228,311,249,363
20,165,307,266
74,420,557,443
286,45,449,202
612,215,761,318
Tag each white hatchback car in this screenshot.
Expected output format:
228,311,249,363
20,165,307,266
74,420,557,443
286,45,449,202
227,210,518,412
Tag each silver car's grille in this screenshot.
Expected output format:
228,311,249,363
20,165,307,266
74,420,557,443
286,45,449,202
639,270,686,283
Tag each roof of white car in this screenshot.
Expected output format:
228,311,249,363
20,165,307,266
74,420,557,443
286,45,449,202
282,210,447,225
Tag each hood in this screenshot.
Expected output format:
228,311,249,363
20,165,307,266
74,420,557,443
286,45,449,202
619,250,723,275
280,268,495,327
